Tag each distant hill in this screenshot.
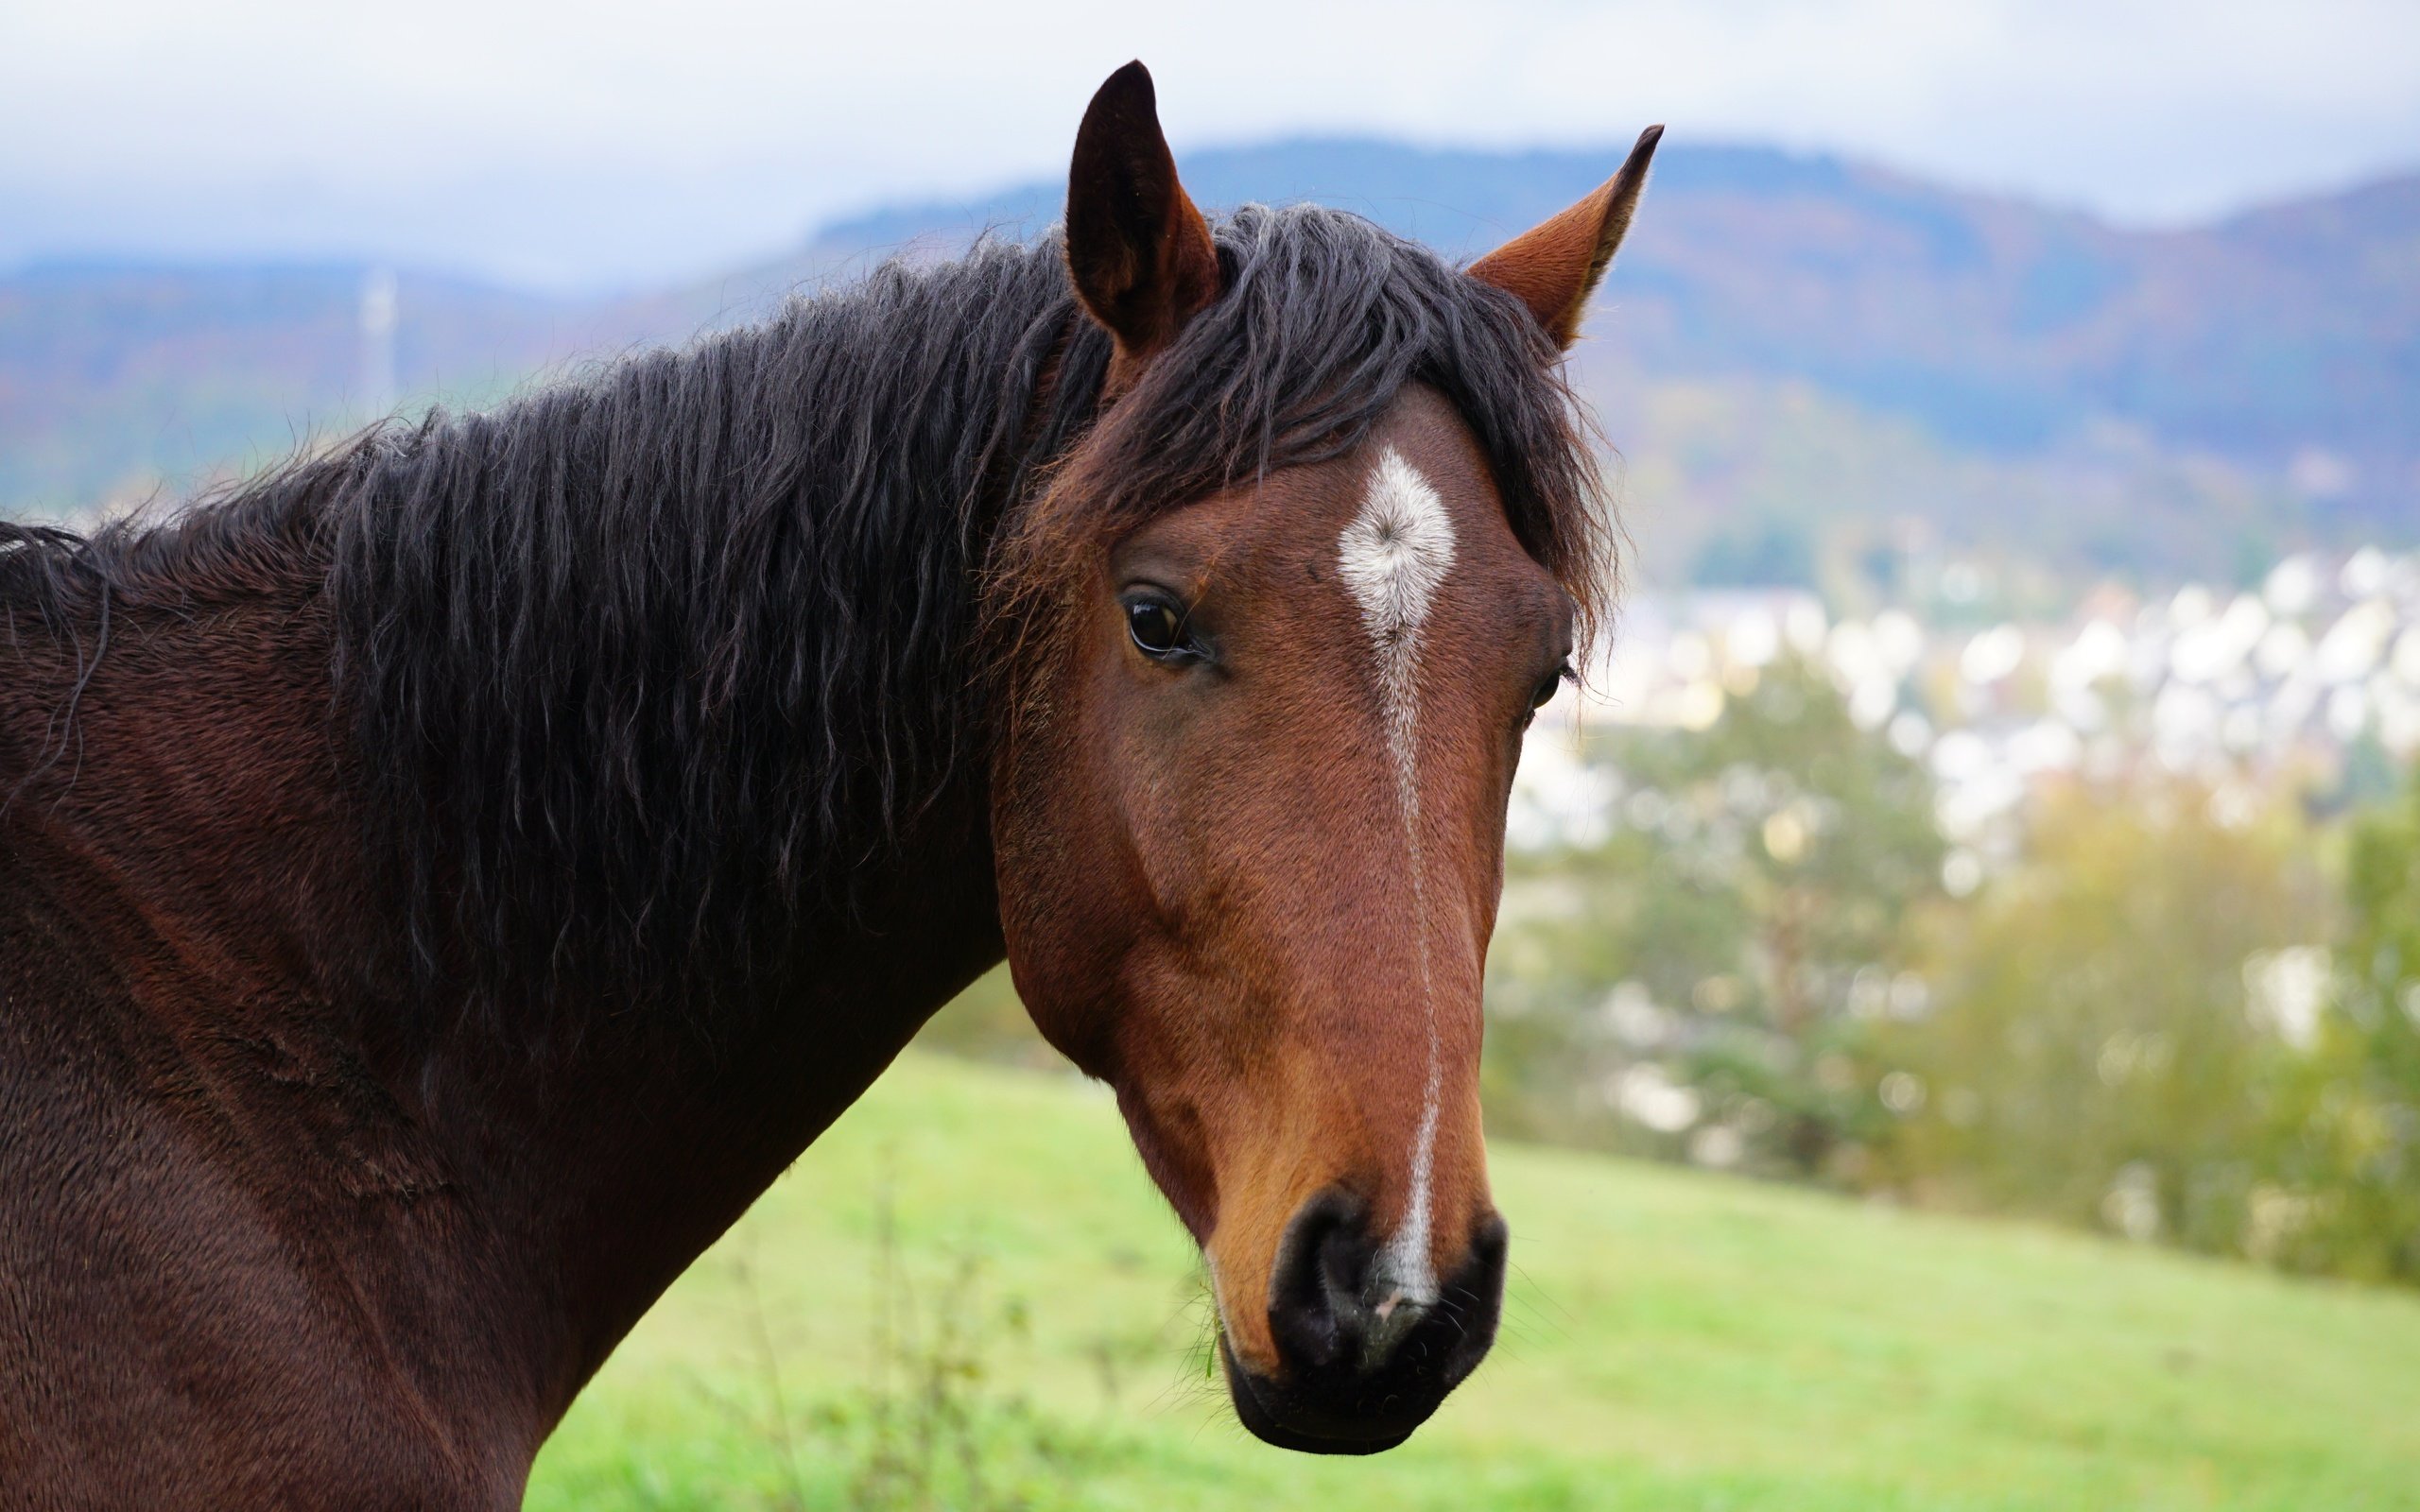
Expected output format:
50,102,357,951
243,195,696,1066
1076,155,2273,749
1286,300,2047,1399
5,140,2412,582
815,141,2416,516
0,263,581,510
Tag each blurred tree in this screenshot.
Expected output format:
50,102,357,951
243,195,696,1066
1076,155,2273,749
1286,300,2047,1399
2258,765,2420,1283
1889,784,2333,1257
1487,656,1945,1180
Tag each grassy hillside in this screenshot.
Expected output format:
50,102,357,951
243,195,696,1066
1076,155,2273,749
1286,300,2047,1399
527,1053,2420,1511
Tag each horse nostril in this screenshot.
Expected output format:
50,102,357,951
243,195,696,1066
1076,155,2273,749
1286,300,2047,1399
1267,1189,1368,1373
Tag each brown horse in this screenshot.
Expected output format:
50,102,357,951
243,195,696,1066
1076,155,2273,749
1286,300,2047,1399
0,62,1656,1505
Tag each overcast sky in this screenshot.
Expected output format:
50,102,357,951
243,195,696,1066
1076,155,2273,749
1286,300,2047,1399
5,0,2415,292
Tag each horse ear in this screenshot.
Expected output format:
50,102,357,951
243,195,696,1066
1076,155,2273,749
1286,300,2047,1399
1065,60,1221,365
1468,125,1663,349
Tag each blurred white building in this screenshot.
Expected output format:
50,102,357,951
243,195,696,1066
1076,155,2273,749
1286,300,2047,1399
1515,547,2420,859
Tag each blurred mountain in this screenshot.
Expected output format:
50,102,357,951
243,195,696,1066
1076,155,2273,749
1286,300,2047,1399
0,263,563,510
4,140,2412,585
814,143,2416,504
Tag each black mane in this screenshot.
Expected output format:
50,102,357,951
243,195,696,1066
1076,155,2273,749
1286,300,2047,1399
2,205,1608,1011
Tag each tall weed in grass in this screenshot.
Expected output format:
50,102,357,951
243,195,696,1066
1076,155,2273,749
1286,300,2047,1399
610,1171,1104,1511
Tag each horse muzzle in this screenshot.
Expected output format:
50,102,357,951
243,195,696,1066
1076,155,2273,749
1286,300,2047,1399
1219,1189,1509,1454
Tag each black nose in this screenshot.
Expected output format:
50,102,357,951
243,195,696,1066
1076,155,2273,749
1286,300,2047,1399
1225,1189,1508,1454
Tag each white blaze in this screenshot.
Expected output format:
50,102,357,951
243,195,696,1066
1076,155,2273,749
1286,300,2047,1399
1337,445,1455,1305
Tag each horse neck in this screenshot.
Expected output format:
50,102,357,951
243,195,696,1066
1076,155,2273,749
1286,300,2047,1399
432,784,1007,1424
1,543,1011,1450
382,675,1011,1414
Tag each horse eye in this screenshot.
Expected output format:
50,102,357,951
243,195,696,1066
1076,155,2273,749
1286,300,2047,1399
1530,662,1574,711
1126,597,1189,659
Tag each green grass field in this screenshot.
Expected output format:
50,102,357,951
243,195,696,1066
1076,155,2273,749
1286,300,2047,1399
527,1053,2420,1511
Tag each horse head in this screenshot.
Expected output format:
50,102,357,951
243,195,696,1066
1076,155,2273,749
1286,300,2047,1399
992,62,1659,1453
